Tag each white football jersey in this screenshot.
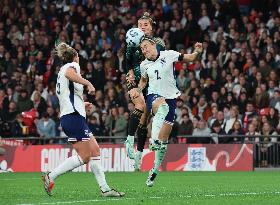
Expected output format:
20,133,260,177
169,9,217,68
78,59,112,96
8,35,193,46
140,50,182,99
56,62,86,118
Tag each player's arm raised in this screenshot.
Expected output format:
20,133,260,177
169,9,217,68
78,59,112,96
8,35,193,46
137,76,148,93
182,42,203,62
65,67,95,95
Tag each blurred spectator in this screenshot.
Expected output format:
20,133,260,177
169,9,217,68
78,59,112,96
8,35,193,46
242,101,258,130
176,69,188,92
211,120,226,144
192,95,211,121
260,122,278,143
16,89,33,113
198,9,211,31
46,84,59,109
192,119,211,143
237,91,248,113
224,106,241,134
191,115,200,130
10,114,26,137
267,107,279,129
245,123,260,143
32,91,47,118
253,86,270,109
207,104,218,128
251,116,261,132
88,116,102,137
105,107,127,143
0,101,18,122
36,112,56,144
227,120,245,143
270,89,280,113
178,113,193,135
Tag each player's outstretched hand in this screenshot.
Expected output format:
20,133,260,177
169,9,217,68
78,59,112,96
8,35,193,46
126,73,136,85
194,42,203,53
129,88,140,99
87,83,95,95
85,102,93,108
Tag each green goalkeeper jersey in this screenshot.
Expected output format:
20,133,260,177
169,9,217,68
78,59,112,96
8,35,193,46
125,37,165,82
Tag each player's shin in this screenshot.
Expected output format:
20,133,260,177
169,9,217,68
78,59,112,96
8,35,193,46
146,143,168,187
150,103,169,149
49,154,84,181
153,143,168,174
125,108,143,158
136,124,148,151
127,108,143,141
89,156,111,192
134,124,147,170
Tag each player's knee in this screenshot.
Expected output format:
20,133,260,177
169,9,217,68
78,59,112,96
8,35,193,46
134,97,145,110
157,103,169,117
91,147,100,157
159,133,169,142
140,111,148,124
135,102,145,111
80,152,92,164
139,117,147,125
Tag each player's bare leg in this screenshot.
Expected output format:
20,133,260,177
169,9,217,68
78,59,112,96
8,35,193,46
43,137,124,197
42,140,86,196
125,91,145,159
146,98,171,187
134,107,148,171
87,137,125,197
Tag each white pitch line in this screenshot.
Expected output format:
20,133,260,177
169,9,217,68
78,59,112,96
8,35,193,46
17,204,34,205
16,191,280,205
17,197,135,205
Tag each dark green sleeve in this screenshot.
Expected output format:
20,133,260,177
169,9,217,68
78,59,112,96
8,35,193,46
124,44,133,74
154,37,166,51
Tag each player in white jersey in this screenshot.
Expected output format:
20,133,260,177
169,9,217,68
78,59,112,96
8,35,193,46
42,43,124,197
130,37,203,186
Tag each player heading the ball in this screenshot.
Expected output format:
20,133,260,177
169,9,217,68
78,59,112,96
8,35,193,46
130,36,203,186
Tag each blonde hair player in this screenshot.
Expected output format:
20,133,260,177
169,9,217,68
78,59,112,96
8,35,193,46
42,43,124,197
125,12,165,170
130,37,203,186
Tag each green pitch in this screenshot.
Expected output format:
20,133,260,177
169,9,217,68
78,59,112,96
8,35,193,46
1,172,280,205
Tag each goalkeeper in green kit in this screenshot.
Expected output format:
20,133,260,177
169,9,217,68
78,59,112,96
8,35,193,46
124,12,165,170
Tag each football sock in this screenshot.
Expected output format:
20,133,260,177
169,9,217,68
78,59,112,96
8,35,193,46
134,151,143,164
136,124,147,152
151,103,169,141
127,108,143,136
126,109,143,142
127,135,134,144
49,155,84,181
89,156,111,192
153,143,168,174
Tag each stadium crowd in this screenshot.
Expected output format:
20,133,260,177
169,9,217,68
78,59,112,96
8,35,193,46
0,0,279,144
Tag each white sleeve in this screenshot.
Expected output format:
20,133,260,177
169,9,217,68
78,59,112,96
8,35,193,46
71,62,81,74
165,50,181,62
62,62,81,77
140,63,147,78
